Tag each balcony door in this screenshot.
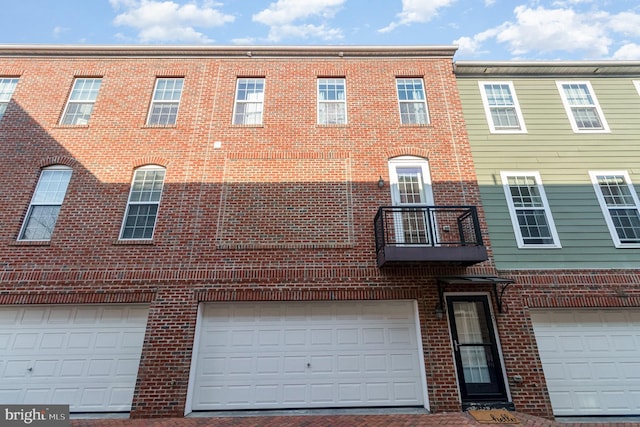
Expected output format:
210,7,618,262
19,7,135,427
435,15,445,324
388,157,434,244
446,295,508,404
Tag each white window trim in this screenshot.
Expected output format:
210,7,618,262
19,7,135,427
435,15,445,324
232,77,265,125
0,77,19,121
60,78,101,126
119,165,166,240
634,80,640,96
589,170,640,248
146,78,183,126
478,81,527,134
396,78,430,125
501,171,561,249
388,156,434,206
556,81,610,133
317,78,347,125
18,165,73,242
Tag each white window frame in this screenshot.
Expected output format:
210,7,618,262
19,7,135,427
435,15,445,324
501,171,561,249
146,77,184,126
18,165,73,241
232,77,265,125
634,80,640,96
60,77,102,125
589,171,640,248
396,78,429,125
119,165,166,240
478,81,527,133
317,78,347,125
0,77,19,121
556,81,610,133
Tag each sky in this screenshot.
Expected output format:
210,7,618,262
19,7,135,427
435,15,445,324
1,0,639,61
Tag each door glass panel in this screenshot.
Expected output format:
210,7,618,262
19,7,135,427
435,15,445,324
394,167,428,244
453,301,491,384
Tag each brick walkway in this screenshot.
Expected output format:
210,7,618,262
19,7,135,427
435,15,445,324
69,412,640,427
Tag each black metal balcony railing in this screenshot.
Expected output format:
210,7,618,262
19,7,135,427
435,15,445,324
374,206,488,267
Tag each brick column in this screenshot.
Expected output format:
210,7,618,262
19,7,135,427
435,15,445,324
130,288,198,418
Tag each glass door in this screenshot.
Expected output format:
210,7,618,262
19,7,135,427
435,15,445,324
446,295,508,403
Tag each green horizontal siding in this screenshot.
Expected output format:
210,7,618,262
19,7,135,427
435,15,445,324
458,76,640,270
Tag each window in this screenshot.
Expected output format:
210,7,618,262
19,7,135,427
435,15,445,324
479,81,526,133
501,172,560,248
60,78,102,125
18,166,72,241
0,77,19,120
120,166,165,240
590,171,640,247
396,78,429,124
233,78,264,125
556,81,609,132
317,78,346,124
147,78,183,126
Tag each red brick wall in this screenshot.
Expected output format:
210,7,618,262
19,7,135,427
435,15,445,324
0,50,553,418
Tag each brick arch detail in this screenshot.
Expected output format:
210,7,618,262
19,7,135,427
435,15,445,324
37,156,78,169
385,147,430,160
131,157,170,169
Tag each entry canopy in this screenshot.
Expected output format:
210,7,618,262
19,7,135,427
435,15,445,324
436,276,514,313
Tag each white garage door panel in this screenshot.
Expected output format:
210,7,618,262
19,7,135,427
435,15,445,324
0,305,148,412
191,301,424,410
531,309,640,416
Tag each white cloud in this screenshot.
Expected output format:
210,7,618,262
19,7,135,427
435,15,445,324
379,0,457,33
607,12,640,37
52,26,69,38
111,0,234,43
252,0,345,42
453,28,497,56
458,5,618,58
612,43,640,60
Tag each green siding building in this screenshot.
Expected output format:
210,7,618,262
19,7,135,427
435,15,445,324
455,62,640,419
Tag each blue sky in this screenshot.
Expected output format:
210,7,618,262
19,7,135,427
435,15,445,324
2,0,639,60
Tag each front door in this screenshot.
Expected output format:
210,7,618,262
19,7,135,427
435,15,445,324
446,295,508,403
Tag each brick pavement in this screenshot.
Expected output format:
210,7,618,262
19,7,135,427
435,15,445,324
69,412,640,427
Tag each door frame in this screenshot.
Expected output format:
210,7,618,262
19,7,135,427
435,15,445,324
444,292,511,405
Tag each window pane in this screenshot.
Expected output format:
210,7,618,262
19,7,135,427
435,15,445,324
60,103,95,125
122,204,158,239
32,170,73,205
562,83,593,105
318,79,345,100
318,102,346,124
399,102,427,124
21,205,61,240
485,84,514,106
571,107,602,129
609,208,640,243
233,78,264,125
0,78,19,102
516,209,554,244
148,103,179,126
148,78,183,125
508,176,543,207
597,175,635,206
130,169,165,203
69,78,102,101
397,79,428,124
490,107,519,129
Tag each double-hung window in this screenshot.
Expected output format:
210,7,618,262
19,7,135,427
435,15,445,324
501,172,560,248
147,78,183,126
60,78,102,125
19,166,73,241
479,81,526,133
0,77,19,120
556,81,609,132
590,171,640,247
396,78,429,125
317,78,346,125
120,166,166,240
233,78,265,125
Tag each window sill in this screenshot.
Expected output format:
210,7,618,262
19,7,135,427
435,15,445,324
231,124,264,128
113,239,155,245
55,124,90,129
316,124,348,128
400,123,432,127
142,124,178,129
11,240,51,246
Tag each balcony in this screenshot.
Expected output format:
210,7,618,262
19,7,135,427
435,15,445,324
374,206,488,267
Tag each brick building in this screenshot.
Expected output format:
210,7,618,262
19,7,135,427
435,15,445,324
0,45,550,419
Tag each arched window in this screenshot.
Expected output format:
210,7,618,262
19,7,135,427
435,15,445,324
19,165,73,241
119,165,166,240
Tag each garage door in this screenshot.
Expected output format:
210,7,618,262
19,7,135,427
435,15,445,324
190,300,425,410
531,309,640,416
0,305,148,412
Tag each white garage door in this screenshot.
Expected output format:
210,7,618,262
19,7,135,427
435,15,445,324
0,305,148,412
190,300,425,410
531,309,640,416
